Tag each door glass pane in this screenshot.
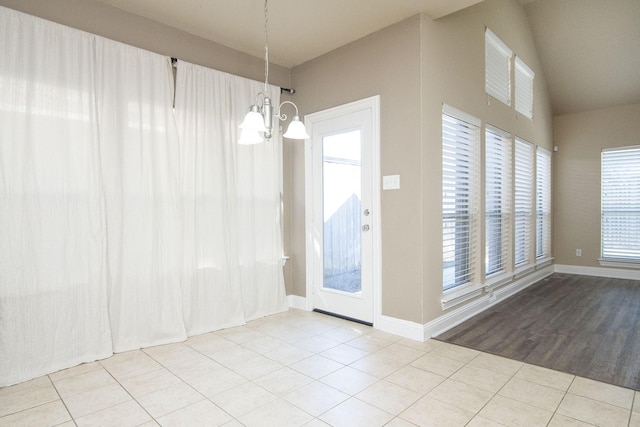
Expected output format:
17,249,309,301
323,130,361,293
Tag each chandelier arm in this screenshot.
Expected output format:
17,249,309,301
275,100,301,121
239,0,307,143
254,92,266,105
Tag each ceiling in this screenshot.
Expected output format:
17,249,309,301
95,0,640,116
523,0,640,115
95,0,484,68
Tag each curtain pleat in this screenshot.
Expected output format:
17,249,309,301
175,63,246,335
95,39,187,352
0,7,287,387
0,8,113,386
175,62,287,335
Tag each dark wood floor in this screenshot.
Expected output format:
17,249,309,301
436,273,640,390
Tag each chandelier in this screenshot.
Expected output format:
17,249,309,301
238,0,309,144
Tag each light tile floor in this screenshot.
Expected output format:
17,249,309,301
1,309,639,427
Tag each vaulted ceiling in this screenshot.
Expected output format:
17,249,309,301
523,0,640,115
94,0,640,116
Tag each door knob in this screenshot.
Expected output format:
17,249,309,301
362,224,370,231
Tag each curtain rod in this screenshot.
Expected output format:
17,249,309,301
170,57,295,95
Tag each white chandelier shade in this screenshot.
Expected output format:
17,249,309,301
283,116,310,139
238,0,309,144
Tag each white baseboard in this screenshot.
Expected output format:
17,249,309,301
424,264,554,340
554,264,640,280
376,315,425,341
287,295,308,311
287,264,557,343
288,264,636,344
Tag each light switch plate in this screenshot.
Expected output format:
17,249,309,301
383,175,400,190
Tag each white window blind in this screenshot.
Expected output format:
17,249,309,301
485,125,512,277
485,28,512,106
536,147,551,259
442,105,480,291
515,57,534,119
601,146,640,260
514,138,534,267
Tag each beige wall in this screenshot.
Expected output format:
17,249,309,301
419,0,553,322
289,16,425,322
289,0,554,324
553,103,640,268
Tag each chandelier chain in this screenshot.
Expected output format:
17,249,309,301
264,0,269,95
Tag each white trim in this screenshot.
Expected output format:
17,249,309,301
536,257,554,269
484,272,513,290
303,131,315,312
485,28,512,57
304,95,382,325
300,264,637,344
427,265,554,339
287,295,308,311
377,315,424,341
513,265,535,279
443,103,481,127
598,258,640,269
554,264,640,280
602,145,640,153
442,284,484,310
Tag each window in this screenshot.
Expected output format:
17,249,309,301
485,28,512,106
514,138,534,267
601,146,640,262
536,147,551,259
485,126,512,277
442,105,480,291
515,57,534,119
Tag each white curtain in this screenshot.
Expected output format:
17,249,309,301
0,9,112,386
96,39,187,352
175,61,287,335
0,7,287,387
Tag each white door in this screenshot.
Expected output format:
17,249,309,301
305,96,380,324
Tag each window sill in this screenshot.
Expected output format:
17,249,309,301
484,272,512,291
514,264,535,279
598,258,640,269
442,283,484,310
535,257,554,269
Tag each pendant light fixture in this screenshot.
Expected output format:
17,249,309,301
238,0,309,145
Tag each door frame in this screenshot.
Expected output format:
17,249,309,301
304,95,381,326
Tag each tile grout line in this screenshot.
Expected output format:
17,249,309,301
5,311,636,426
468,352,520,425
138,345,241,424
97,360,159,425
627,391,636,427
546,381,570,426
46,374,78,427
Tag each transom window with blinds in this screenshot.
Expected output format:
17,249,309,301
485,28,535,121
442,105,480,291
515,57,534,119
485,125,512,278
485,28,512,107
601,146,640,263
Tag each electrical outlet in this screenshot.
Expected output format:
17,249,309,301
576,249,582,257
